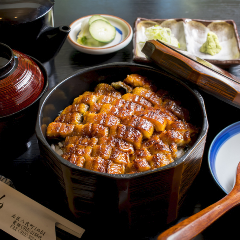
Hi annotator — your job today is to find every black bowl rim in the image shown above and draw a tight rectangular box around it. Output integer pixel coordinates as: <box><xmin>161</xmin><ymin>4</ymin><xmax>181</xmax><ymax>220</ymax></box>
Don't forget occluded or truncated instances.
<box><xmin>0</xmin><ymin>55</ymin><xmax>49</xmax><ymax>119</ymax></box>
<box><xmin>36</xmin><ymin>62</ymin><xmax>208</xmax><ymax>179</ymax></box>
<box><xmin>1</xmin><ymin>0</ymin><xmax>55</xmax><ymax>25</ymax></box>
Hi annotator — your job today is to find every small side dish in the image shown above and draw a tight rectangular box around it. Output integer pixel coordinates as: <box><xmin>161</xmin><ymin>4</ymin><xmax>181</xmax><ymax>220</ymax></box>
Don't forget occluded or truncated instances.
<box><xmin>68</xmin><ymin>14</ymin><xmax>133</xmax><ymax>55</ymax></box>
<box><xmin>133</xmin><ymin>18</ymin><xmax>240</xmax><ymax>66</ymax></box>
<box><xmin>46</xmin><ymin>74</ymin><xmax>199</xmax><ymax>174</ymax></box>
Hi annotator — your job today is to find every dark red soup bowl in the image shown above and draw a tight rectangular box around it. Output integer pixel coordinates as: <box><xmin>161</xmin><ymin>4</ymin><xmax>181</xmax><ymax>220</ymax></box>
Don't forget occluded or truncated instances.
<box><xmin>0</xmin><ymin>42</ymin><xmax>48</xmax><ymax>157</ymax></box>
<box><xmin>35</xmin><ymin>63</ymin><xmax>208</xmax><ymax>238</ymax></box>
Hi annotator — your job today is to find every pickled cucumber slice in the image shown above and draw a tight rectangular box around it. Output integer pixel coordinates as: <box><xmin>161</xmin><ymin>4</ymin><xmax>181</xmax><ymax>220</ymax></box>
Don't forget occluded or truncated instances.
<box><xmin>89</xmin><ymin>19</ymin><xmax>116</xmax><ymax>43</ymax></box>
<box><xmin>88</xmin><ymin>15</ymin><xmax>110</xmax><ymax>25</ymax></box>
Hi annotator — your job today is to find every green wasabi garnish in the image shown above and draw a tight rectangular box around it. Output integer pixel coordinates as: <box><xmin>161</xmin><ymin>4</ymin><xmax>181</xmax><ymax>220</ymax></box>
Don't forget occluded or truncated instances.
<box><xmin>200</xmin><ymin>31</ymin><xmax>222</xmax><ymax>56</ymax></box>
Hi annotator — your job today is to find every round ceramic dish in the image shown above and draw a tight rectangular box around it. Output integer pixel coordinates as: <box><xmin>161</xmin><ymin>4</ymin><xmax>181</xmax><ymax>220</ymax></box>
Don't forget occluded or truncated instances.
<box><xmin>67</xmin><ymin>14</ymin><xmax>133</xmax><ymax>55</ymax></box>
<box><xmin>208</xmin><ymin>121</ymin><xmax>240</xmax><ymax>194</ymax></box>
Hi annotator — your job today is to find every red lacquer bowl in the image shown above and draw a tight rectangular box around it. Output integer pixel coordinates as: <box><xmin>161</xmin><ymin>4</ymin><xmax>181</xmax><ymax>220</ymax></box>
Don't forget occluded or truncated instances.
<box><xmin>0</xmin><ymin>43</ymin><xmax>45</xmax><ymax>117</ymax></box>
<box><xmin>0</xmin><ymin>42</ymin><xmax>48</xmax><ymax>159</ymax></box>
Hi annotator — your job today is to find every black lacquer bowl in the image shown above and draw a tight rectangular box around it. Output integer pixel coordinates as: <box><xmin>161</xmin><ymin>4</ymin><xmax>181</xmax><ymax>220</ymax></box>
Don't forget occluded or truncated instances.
<box><xmin>36</xmin><ymin>63</ymin><xmax>208</xmax><ymax>236</ymax></box>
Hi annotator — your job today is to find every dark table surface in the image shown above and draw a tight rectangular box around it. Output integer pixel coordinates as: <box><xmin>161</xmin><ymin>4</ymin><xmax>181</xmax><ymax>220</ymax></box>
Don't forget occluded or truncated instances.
<box><xmin>2</xmin><ymin>0</ymin><xmax>240</xmax><ymax>239</ymax></box>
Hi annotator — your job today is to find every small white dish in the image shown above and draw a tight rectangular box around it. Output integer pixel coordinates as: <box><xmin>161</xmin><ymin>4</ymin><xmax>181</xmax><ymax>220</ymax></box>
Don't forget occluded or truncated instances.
<box><xmin>68</xmin><ymin>14</ymin><xmax>133</xmax><ymax>55</ymax></box>
<box><xmin>208</xmin><ymin>121</ymin><xmax>240</xmax><ymax>194</ymax></box>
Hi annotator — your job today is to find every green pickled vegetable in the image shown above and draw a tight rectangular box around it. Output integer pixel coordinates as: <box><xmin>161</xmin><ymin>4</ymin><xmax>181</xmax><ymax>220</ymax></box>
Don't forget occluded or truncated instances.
<box><xmin>145</xmin><ymin>25</ymin><xmax>180</xmax><ymax>48</ymax></box>
<box><xmin>89</xmin><ymin>15</ymin><xmax>110</xmax><ymax>25</ymax></box>
<box><xmin>89</xmin><ymin>19</ymin><xmax>116</xmax><ymax>43</ymax></box>
<box><xmin>77</xmin><ymin>18</ymin><xmax>106</xmax><ymax>47</ymax></box>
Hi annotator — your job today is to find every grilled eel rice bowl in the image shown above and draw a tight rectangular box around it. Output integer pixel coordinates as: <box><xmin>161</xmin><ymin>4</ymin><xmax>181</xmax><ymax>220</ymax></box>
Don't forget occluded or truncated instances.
<box><xmin>46</xmin><ymin>74</ymin><xmax>199</xmax><ymax>174</ymax></box>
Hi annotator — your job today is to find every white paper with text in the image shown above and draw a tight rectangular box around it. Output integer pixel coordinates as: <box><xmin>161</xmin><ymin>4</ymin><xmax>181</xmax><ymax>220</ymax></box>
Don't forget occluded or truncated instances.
<box><xmin>0</xmin><ymin>181</ymin><xmax>85</xmax><ymax>240</ymax></box>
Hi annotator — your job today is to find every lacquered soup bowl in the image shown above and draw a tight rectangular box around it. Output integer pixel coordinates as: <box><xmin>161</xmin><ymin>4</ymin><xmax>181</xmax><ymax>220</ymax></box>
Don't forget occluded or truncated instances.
<box><xmin>0</xmin><ymin>43</ymin><xmax>48</xmax><ymax>158</ymax></box>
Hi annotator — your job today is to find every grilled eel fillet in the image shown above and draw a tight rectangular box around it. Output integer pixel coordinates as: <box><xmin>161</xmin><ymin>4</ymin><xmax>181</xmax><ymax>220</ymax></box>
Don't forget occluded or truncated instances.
<box><xmin>47</xmin><ymin>74</ymin><xmax>198</xmax><ymax>174</ymax></box>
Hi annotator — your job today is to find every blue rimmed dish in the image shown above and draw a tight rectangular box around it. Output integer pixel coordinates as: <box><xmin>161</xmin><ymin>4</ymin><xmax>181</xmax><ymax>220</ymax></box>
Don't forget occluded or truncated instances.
<box><xmin>67</xmin><ymin>14</ymin><xmax>133</xmax><ymax>55</ymax></box>
<box><xmin>208</xmin><ymin>121</ymin><xmax>240</xmax><ymax>194</ymax></box>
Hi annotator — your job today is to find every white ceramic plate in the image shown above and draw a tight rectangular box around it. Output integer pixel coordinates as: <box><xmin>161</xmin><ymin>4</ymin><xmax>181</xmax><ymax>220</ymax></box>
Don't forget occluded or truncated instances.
<box><xmin>208</xmin><ymin>121</ymin><xmax>240</xmax><ymax>194</ymax></box>
<box><xmin>133</xmin><ymin>18</ymin><xmax>240</xmax><ymax>66</ymax></box>
<box><xmin>68</xmin><ymin>14</ymin><xmax>133</xmax><ymax>55</ymax></box>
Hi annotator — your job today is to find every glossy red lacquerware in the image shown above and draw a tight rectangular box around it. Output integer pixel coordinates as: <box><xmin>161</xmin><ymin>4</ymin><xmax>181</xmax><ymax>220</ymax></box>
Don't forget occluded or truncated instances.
<box><xmin>0</xmin><ymin>44</ymin><xmax>45</xmax><ymax>117</ymax></box>
<box><xmin>0</xmin><ymin>42</ymin><xmax>48</xmax><ymax>159</ymax></box>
